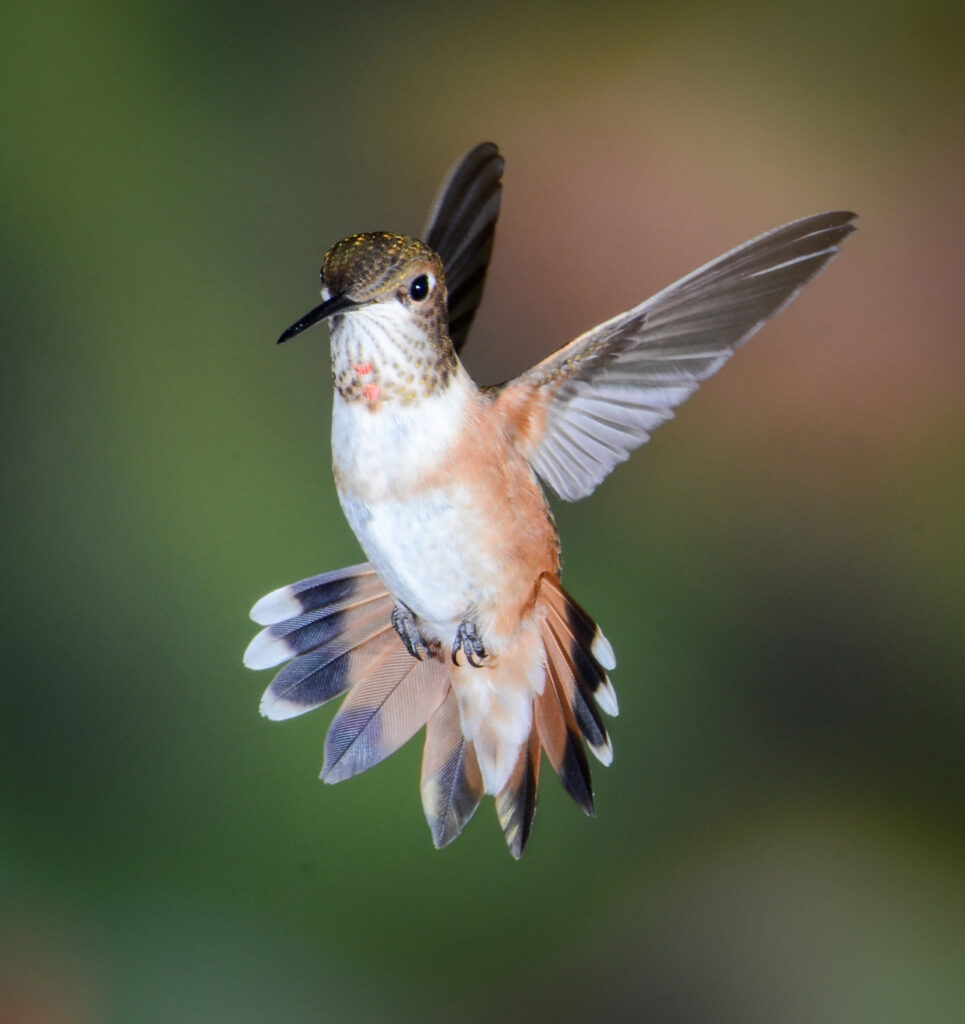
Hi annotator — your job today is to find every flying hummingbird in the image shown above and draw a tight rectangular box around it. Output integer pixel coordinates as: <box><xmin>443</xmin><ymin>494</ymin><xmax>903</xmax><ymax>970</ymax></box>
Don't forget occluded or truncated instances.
<box><xmin>245</xmin><ymin>143</ymin><xmax>855</xmax><ymax>857</ymax></box>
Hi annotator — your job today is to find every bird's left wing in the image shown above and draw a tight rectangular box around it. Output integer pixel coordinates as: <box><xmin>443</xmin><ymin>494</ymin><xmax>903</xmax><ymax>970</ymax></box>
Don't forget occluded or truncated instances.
<box><xmin>501</xmin><ymin>211</ymin><xmax>857</xmax><ymax>501</ymax></box>
<box><xmin>423</xmin><ymin>142</ymin><xmax>504</xmax><ymax>352</ymax></box>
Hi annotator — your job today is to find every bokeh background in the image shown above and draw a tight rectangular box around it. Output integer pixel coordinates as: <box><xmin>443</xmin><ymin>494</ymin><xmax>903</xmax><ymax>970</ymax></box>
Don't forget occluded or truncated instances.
<box><xmin>3</xmin><ymin>1</ymin><xmax>963</xmax><ymax>1021</ymax></box>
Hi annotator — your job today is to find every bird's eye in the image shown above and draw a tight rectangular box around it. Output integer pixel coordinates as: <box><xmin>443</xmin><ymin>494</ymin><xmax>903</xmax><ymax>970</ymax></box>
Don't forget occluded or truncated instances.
<box><xmin>409</xmin><ymin>274</ymin><xmax>430</xmax><ymax>301</ymax></box>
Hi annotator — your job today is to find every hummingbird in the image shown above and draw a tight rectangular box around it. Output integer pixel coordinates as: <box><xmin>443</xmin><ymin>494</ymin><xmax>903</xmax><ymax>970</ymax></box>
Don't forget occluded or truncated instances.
<box><xmin>245</xmin><ymin>142</ymin><xmax>856</xmax><ymax>857</ymax></box>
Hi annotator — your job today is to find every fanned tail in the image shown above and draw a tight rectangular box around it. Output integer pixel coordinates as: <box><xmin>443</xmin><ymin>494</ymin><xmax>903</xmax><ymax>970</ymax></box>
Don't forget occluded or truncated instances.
<box><xmin>244</xmin><ymin>566</ymin><xmax>619</xmax><ymax>856</ymax></box>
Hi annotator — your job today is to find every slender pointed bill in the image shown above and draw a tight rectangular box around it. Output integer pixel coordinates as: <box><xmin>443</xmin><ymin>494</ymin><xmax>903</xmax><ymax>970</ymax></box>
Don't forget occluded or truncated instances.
<box><xmin>277</xmin><ymin>292</ymin><xmax>357</xmax><ymax>344</ymax></box>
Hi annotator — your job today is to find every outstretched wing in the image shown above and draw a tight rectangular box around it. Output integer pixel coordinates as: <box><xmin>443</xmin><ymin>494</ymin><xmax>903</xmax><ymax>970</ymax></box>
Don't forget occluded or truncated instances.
<box><xmin>504</xmin><ymin>211</ymin><xmax>857</xmax><ymax>501</ymax></box>
<box><xmin>423</xmin><ymin>142</ymin><xmax>504</xmax><ymax>352</ymax></box>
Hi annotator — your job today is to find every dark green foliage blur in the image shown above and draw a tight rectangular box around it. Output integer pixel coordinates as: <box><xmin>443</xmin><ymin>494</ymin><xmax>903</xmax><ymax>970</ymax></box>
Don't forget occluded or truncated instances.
<box><xmin>2</xmin><ymin>1</ymin><xmax>963</xmax><ymax>1021</ymax></box>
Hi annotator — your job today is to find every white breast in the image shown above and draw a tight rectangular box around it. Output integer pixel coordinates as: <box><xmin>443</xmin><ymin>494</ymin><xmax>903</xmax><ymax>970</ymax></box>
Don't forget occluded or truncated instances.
<box><xmin>332</xmin><ymin>375</ymin><xmax>468</xmax><ymax>489</ymax></box>
<box><xmin>332</xmin><ymin>369</ymin><xmax>485</xmax><ymax>639</ymax></box>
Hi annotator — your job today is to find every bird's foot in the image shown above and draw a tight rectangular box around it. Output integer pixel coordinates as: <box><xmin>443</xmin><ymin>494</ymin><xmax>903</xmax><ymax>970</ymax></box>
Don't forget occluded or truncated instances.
<box><xmin>452</xmin><ymin>619</ymin><xmax>488</xmax><ymax>667</ymax></box>
<box><xmin>392</xmin><ymin>603</ymin><xmax>431</xmax><ymax>660</ymax></box>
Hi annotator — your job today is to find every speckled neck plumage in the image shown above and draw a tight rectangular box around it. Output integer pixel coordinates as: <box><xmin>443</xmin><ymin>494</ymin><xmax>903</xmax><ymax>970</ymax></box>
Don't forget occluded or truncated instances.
<box><xmin>329</xmin><ymin>302</ymin><xmax>456</xmax><ymax>404</ymax></box>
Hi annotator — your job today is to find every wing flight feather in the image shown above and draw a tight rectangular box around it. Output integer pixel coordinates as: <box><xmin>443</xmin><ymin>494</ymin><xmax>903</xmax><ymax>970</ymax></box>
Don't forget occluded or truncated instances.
<box><xmin>508</xmin><ymin>211</ymin><xmax>857</xmax><ymax>500</ymax></box>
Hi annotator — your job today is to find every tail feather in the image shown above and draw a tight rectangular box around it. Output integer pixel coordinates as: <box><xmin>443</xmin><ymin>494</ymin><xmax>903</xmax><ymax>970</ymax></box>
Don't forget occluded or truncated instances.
<box><xmin>249</xmin><ymin>562</ymin><xmax>384</xmax><ymax>625</ymax></box>
<box><xmin>421</xmin><ymin>689</ymin><xmax>484</xmax><ymax>848</ymax></box>
<box><xmin>258</xmin><ymin>616</ymin><xmax>399</xmax><ymax>721</ymax></box>
<box><xmin>541</xmin><ymin>575</ymin><xmax>619</xmax><ymax>715</ymax></box>
<box><xmin>571</xmin><ymin>672</ymin><xmax>614</xmax><ymax>766</ymax></box>
<box><xmin>495</xmin><ymin>727</ymin><xmax>541</xmax><ymax>859</ymax></box>
<box><xmin>245</xmin><ymin>590</ymin><xmax>392</xmax><ymax>670</ymax></box>
<box><xmin>323</xmin><ymin>645</ymin><xmax>449</xmax><ymax>783</ymax></box>
<box><xmin>542</xmin><ymin>614</ymin><xmax>613</xmax><ymax>765</ymax></box>
<box><xmin>250</xmin><ymin>563</ymin><xmax>399</xmax><ymax>721</ymax></box>
<box><xmin>540</xmin><ymin>575</ymin><xmax>617</xmax><ymax>671</ymax></box>
<box><xmin>534</xmin><ymin>652</ymin><xmax>595</xmax><ymax>816</ymax></box>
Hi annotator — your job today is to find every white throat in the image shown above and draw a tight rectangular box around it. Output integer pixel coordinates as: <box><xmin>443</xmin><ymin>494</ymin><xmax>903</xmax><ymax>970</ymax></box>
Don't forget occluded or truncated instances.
<box><xmin>331</xmin><ymin>303</ymin><xmax>426</xmax><ymax>382</ymax></box>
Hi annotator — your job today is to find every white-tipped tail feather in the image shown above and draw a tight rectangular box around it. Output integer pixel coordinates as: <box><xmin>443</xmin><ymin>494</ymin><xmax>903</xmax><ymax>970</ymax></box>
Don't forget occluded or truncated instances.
<box><xmin>249</xmin><ymin>584</ymin><xmax>304</xmax><ymax>626</ymax></box>
<box><xmin>243</xmin><ymin>628</ymin><xmax>298</xmax><ymax>670</ymax></box>
<box><xmin>587</xmin><ymin>733</ymin><xmax>614</xmax><ymax>767</ymax></box>
<box><xmin>591</xmin><ymin>630</ymin><xmax>617</xmax><ymax>673</ymax></box>
<box><xmin>595</xmin><ymin>676</ymin><xmax>620</xmax><ymax>717</ymax></box>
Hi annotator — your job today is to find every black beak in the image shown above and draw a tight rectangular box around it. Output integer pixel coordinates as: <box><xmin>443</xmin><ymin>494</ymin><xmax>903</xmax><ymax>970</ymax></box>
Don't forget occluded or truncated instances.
<box><xmin>277</xmin><ymin>292</ymin><xmax>358</xmax><ymax>344</ymax></box>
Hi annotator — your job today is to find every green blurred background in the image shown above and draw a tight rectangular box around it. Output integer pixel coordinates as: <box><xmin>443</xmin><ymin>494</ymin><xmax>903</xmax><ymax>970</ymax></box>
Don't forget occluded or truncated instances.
<box><xmin>3</xmin><ymin>0</ymin><xmax>963</xmax><ymax>1021</ymax></box>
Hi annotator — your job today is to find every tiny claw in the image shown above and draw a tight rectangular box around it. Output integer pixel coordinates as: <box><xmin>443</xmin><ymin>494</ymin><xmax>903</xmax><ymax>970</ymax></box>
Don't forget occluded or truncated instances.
<box><xmin>452</xmin><ymin>619</ymin><xmax>488</xmax><ymax>667</ymax></box>
<box><xmin>392</xmin><ymin>603</ymin><xmax>428</xmax><ymax>661</ymax></box>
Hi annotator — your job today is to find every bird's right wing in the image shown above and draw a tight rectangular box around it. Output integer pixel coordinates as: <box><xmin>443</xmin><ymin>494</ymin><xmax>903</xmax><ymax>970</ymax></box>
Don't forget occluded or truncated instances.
<box><xmin>500</xmin><ymin>211</ymin><xmax>857</xmax><ymax>501</ymax></box>
<box><xmin>423</xmin><ymin>142</ymin><xmax>504</xmax><ymax>352</ymax></box>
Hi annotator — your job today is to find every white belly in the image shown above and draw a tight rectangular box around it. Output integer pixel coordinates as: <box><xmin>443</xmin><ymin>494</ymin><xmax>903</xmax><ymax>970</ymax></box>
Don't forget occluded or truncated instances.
<box><xmin>338</xmin><ymin>487</ymin><xmax>479</xmax><ymax>633</ymax></box>
<box><xmin>332</xmin><ymin>376</ymin><xmax>485</xmax><ymax>640</ymax></box>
